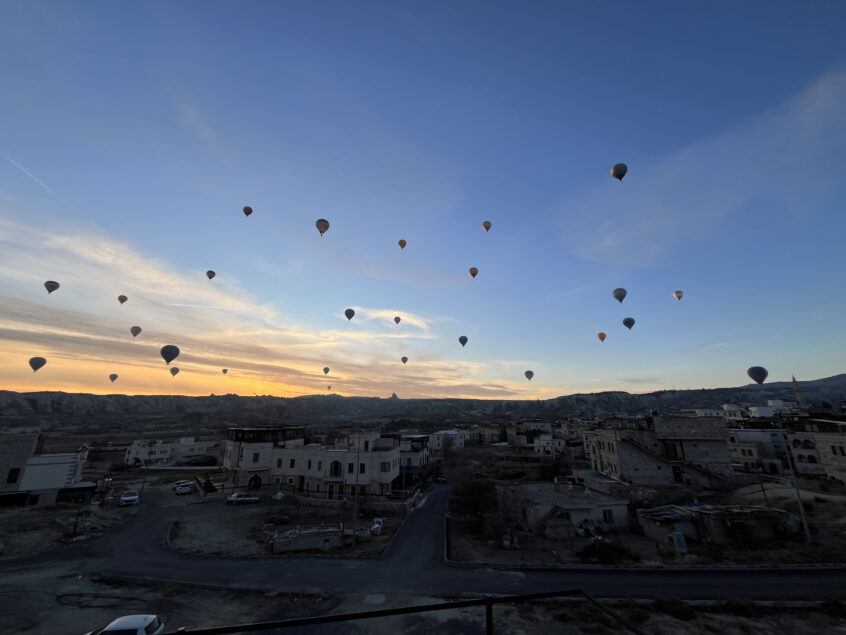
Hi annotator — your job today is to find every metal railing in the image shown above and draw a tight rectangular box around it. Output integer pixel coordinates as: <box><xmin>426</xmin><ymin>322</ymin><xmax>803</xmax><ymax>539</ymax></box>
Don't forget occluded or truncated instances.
<box><xmin>163</xmin><ymin>588</ymin><xmax>644</xmax><ymax>635</ymax></box>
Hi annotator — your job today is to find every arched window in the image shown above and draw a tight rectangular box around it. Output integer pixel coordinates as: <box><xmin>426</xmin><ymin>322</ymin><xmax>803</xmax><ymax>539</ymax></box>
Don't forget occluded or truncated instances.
<box><xmin>802</xmin><ymin>439</ymin><xmax>815</xmax><ymax>449</ymax></box>
<box><xmin>808</xmin><ymin>456</ymin><xmax>818</xmax><ymax>464</ymax></box>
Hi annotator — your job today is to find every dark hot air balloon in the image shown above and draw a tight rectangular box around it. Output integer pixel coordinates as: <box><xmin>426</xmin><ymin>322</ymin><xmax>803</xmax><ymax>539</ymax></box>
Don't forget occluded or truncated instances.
<box><xmin>469</xmin><ymin>267</ymin><xmax>478</xmax><ymax>279</ymax></box>
<box><xmin>747</xmin><ymin>366</ymin><xmax>768</xmax><ymax>384</ymax></box>
<box><xmin>673</xmin><ymin>290</ymin><xmax>684</xmax><ymax>300</ymax></box>
<box><xmin>222</xmin><ymin>369</ymin><xmax>228</xmax><ymax>374</ymax></box>
<box><xmin>323</xmin><ymin>367</ymin><xmax>330</xmax><ymax>375</ymax></box>
<box><xmin>623</xmin><ymin>317</ymin><xmax>635</xmax><ymax>330</ymax></box>
<box><xmin>327</xmin><ymin>385</ymin><xmax>331</xmax><ymax>390</ymax></box>
<box><xmin>206</xmin><ymin>270</ymin><xmax>216</xmax><ymax>280</ymax></box>
<box><xmin>109</xmin><ymin>374</ymin><xmax>118</xmax><ymax>383</ymax></box>
<box><xmin>598</xmin><ymin>332</ymin><xmax>606</xmax><ymax>342</ymax></box>
<box><xmin>243</xmin><ymin>206</ymin><xmax>253</xmax><ymax>217</ymax></box>
<box><xmin>118</xmin><ymin>295</ymin><xmax>128</xmax><ymax>304</ymax></box>
<box><xmin>458</xmin><ymin>335</ymin><xmax>468</xmax><ymax>347</ymax></box>
<box><xmin>44</xmin><ymin>281</ymin><xmax>60</xmax><ymax>294</ymax></box>
<box><xmin>401</xmin><ymin>356</ymin><xmax>408</xmax><ymax>364</ymax></box>
<box><xmin>398</xmin><ymin>239</ymin><xmax>406</xmax><ymax>249</ymax></box>
<box><xmin>316</xmin><ymin>219</ymin><xmax>330</xmax><ymax>236</ymax></box>
<box><xmin>613</xmin><ymin>288</ymin><xmax>627</xmax><ymax>303</ymax></box>
<box><xmin>611</xmin><ymin>163</ymin><xmax>628</xmax><ymax>181</ymax></box>
<box><xmin>160</xmin><ymin>345</ymin><xmax>180</xmax><ymax>364</ymax></box>
<box><xmin>345</xmin><ymin>308</ymin><xmax>355</xmax><ymax>321</ymax></box>
<box><xmin>130</xmin><ymin>326</ymin><xmax>142</xmax><ymax>338</ymax></box>
<box><xmin>29</xmin><ymin>357</ymin><xmax>46</xmax><ymax>372</ymax></box>
<box><xmin>482</xmin><ymin>221</ymin><xmax>492</xmax><ymax>232</ymax></box>
<box><xmin>525</xmin><ymin>370</ymin><xmax>534</xmax><ymax>381</ymax></box>
<box><xmin>170</xmin><ymin>367</ymin><xmax>180</xmax><ymax>377</ymax></box>
<box><xmin>394</xmin><ymin>316</ymin><xmax>401</xmax><ymax>325</ymax></box>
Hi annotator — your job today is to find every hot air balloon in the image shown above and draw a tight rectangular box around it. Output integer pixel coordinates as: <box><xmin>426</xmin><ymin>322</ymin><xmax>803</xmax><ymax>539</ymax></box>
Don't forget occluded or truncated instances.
<box><xmin>29</xmin><ymin>357</ymin><xmax>46</xmax><ymax>372</ymax></box>
<box><xmin>222</xmin><ymin>369</ymin><xmax>228</xmax><ymax>375</ymax></box>
<box><xmin>747</xmin><ymin>366</ymin><xmax>768</xmax><ymax>384</ymax></box>
<box><xmin>44</xmin><ymin>281</ymin><xmax>60</xmax><ymax>294</ymax></box>
<box><xmin>206</xmin><ymin>270</ymin><xmax>216</xmax><ymax>280</ymax></box>
<box><xmin>482</xmin><ymin>221</ymin><xmax>492</xmax><ymax>232</ymax></box>
<box><xmin>673</xmin><ymin>290</ymin><xmax>684</xmax><ymax>301</ymax></box>
<box><xmin>623</xmin><ymin>317</ymin><xmax>635</xmax><ymax>330</ymax></box>
<box><xmin>401</xmin><ymin>356</ymin><xmax>408</xmax><ymax>364</ymax></box>
<box><xmin>611</xmin><ymin>163</ymin><xmax>628</xmax><ymax>181</ymax></box>
<box><xmin>130</xmin><ymin>326</ymin><xmax>142</xmax><ymax>338</ymax></box>
<box><xmin>170</xmin><ymin>367</ymin><xmax>180</xmax><ymax>377</ymax></box>
<box><xmin>613</xmin><ymin>288</ymin><xmax>627</xmax><ymax>303</ymax></box>
<box><xmin>118</xmin><ymin>295</ymin><xmax>128</xmax><ymax>304</ymax></box>
<box><xmin>398</xmin><ymin>239</ymin><xmax>407</xmax><ymax>250</ymax></box>
<box><xmin>458</xmin><ymin>335</ymin><xmax>468</xmax><ymax>347</ymax></box>
<box><xmin>323</xmin><ymin>367</ymin><xmax>330</xmax><ymax>375</ymax></box>
<box><xmin>525</xmin><ymin>370</ymin><xmax>534</xmax><ymax>381</ymax></box>
<box><xmin>469</xmin><ymin>267</ymin><xmax>478</xmax><ymax>279</ymax></box>
<box><xmin>243</xmin><ymin>206</ymin><xmax>253</xmax><ymax>217</ymax></box>
<box><xmin>598</xmin><ymin>332</ymin><xmax>606</xmax><ymax>342</ymax></box>
<box><xmin>394</xmin><ymin>316</ymin><xmax>401</xmax><ymax>325</ymax></box>
<box><xmin>345</xmin><ymin>308</ymin><xmax>355</xmax><ymax>321</ymax></box>
<box><xmin>316</xmin><ymin>219</ymin><xmax>330</xmax><ymax>236</ymax></box>
<box><xmin>160</xmin><ymin>345</ymin><xmax>180</xmax><ymax>364</ymax></box>
<box><xmin>109</xmin><ymin>374</ymin><xmax>118</xmax><ymax>383</ymax></box>
<box><xmin>327</xmin><ymin>385</ymin><xmax>331</xmax><ymax>390</ymax></box>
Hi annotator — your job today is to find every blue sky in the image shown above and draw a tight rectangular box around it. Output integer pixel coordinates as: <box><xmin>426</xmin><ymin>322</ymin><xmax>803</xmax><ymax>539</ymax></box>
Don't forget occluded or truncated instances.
<box><xmin>1</xmin><ymin>1</ymin><xmax>845</xmax><ymax>398</ymax></box>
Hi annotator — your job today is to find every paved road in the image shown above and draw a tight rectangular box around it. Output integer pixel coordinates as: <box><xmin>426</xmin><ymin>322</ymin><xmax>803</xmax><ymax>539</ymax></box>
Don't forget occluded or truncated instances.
<box><xmin>3</xmin><ymin>484</ymin><xmax>846</xmax><ymax>603</ymax></box>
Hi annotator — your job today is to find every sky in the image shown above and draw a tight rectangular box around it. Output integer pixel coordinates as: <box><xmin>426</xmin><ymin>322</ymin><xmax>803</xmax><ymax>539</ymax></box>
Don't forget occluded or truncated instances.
<box><xmin>1</xmin><ymin>1</ymin><xmax>845</xmax><ymax>399</ymax></box>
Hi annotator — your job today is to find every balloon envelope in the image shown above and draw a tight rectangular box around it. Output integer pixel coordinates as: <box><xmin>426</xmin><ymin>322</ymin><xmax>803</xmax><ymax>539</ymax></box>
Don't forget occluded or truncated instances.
<box><xmin>160</xmin><ymin>345</ymin><xmax>180</xmax><ymax>364</ymax></box>
<box><xmin>525</xmin><ymin>370</ymin><xmax>534</xmax><ymax>381</ymax></box>
<box><xmin>611</xmin><ymin>163</ymin><xmax>628</xmax><ymax>181</ymax></box>
<box><xmin>394</xmin><ymin>316</ymin><xmax>401</xmax><ymax>324</ymax></box>
<box><xmin>222</xmin><ymin>369</ymin><xmax>228</xmax><ymax>375</ymax></box>
<box><xmin>170</xmin><ymin>367</ymin><xmax>179</xmax><ymax>377</ymax></box>
<box><xmin>206</xmin><ymin>270</ymin><xmax>215</xmax><ymax>280</ymax></box>
<box><xmin>109</xmin><ymin>374</ymin><xmax>118</xmax><ymax>383</ymax></box>
<box><xmin>398</xmin><ymin>239</ymin><xmax>406</xmax><ymax>249</ymax></box>
<box><xmin>323</xmin><ymin>367</ymin><xmax>330</xmax><ymax>375</ymax></box>
<box><xmin>44</xmin><ymin>281</ymin><xmax>60</xmax><ymax>294</ymax></box>
<box><xmin>29</xmin><ymin>357</ymin><xmax>46</xmax><ymax>372</ymax></box>
<box><xmin>316</xmin><ymin>219</ymin><xmax>330</xmax><ymax>235</ymax></box>
<box><xmin>747</xmin><ymin>366</ymin><xmax>768</xmax><ymax>384</ymax></box>
<box><xmin>613</xmin><ymin>288</ymin><xmax>627</xmax><ymax>303</ymax></box>
<box><xmin>118</xmin><ymin>295</ymin><xmax>128</xmax><ymax>304</ymax></box>
<box><xmin>469</xmin><ymin>267</ymin><xmax>478</xmax><ymax>279</ymax></box>
<box><xmin>673</xmin><ymin>290</ymin><xmax>684</xmax><ymax>300</ymax></box>
<box><xmin>482</xmin><ymin>221</ymin><xmax>492</xmax><ymax>232</ymax></box>
<box><xmin>130</xmin><ymin>326</ymin><xmax>142</xmax><ymax>338</ymax></box>
<box><xmin>598</xmin><ymin>332</ymin><xmax>606</xmax><ymax>342</ymax></box>
<box><xmin>345</xmin><ymin>308</ymin><xmax>355</xmax><ymax>321</ymax></box>
<box><xmin>458</xmin><ymin>335</ymin><xmax>468</xmax><ymax>347</ymax></box>
<box><xmin>327</xmin><ymin>385</ymin><xmax>331</xmax><ymax>390</ymax></box>
<box><xmin>401</xmin><ymin>356</ymin><xmax>408</xmax><ymax>364</ymax></box>
<box><xmin>623</xmin><ymin>317</ymin><xmax>635</xmax><ymax>330</ymax></box>
<box><xmin>243</xmin><ymin>206</ymin><xmax>253</xmax><ymax>217</ymax></box>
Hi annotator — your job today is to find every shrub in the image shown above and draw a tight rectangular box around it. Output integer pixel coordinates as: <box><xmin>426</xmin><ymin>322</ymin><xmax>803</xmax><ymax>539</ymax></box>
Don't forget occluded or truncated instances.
<box><xmin>820</xmin><ymin>600</ymin><xmax>846</xmax><ymax>618</ymax></box>
<box><xmin>578</xmin><ymin>541</ymin><xmax>641</xmax><ymax>565</ymax></box>
<box><xmin>721</xmin><ymin>597</ymin><xmax>759</xmax><ymax>618</ymax></box>
<box><xmin>653</xmin><ymin>596</ymin><xmax>695</xmax><ymax>621</ymax></box>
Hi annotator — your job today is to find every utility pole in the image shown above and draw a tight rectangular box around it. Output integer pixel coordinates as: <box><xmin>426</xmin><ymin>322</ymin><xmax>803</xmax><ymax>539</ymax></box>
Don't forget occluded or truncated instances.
<box><xmin>786</xmin><ymin>447</ymin><xmax>812</xmax><ymax>544</ymax></box>
<box><xmin>352</xmin><ymin>430</ymin><xmax>361</xmax><ymax>548</ymax></box>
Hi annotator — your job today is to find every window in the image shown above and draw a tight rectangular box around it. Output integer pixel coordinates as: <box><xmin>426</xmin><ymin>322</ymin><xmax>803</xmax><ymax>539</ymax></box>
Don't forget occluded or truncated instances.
<box><xmin>290</xmin><ymin>459</ymin><xmax>296</xmax><ymax>468</ymax></box>
<box><xmin>381</xmin><ymin>462</ymin><xmax>390</xmax><ymax>472</ymax></box>
<box><xmin>318</xmin><ymin>461</ymin><xmax>322</xmax><ymax>471</ymax></box>
<box><xmin>316</xmin><ymin>484</ymin><xmax>320</xmax><ymax>493</ymax></box>
<box><xmin>287</xmin><ymin>478</ymin><xmax>294</xmax><ymax>484</ymax></box>
<box><xmin>360</xmin><ymin>463</ymin><xmax>366</xmax><ymax>474</ymax></box>
<box><xmin>364</xmin><ymin>440</ymin><xmax>369</xmax><ymax>452</ymax></box>
<box><xmin>308</xmin><ymin>460</ymin><xmax>312</xmax><ymax>469</ymax></box>
<box><xmin>252</xmin><ymin>452</ymin><xmax>259</xmax><ymax>463</ymax></box>
<box><xmin>348</xmin><ymin>462</ymin><xmax>354</xmax><ymax>473</ymax></box>
<box><xmin>276</xmin><ymin>458</ymin><xmax>282</xmax><ymax>468</ymax></box>
<box><xmin>6</xmin><ymin>468</ymin><xmax>20</xmax><ymax>484</ymax></box>
<box><xmin>602</xmin><ymin>509</ymin><xmax>614</xmax><ymax>523</ymax></box>
<box><xmin>146</xmin><ymin>618</ymin><xmax>162</xmax><ymax>634</ymax></box>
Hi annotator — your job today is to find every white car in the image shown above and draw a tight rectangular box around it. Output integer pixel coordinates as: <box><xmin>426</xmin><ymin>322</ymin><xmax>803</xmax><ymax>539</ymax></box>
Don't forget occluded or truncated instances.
<box><xmin>171</xmin><ymin>480</ymin><xmax>194</xmax><ymax>495</ymax></box>
<box><xmin>226</xmin><ymin>492</ymin><xmax>261</xmax><ymax>505</ymax></box>
<box><xmin>85</xmin><ymin>614</ymin><xmax>165</xmax><ymax>635</ymax></box>
<box><xmin>119</xmin><ymin>490</ymin><xmax>139</xmax><ymax>506</ymax></box>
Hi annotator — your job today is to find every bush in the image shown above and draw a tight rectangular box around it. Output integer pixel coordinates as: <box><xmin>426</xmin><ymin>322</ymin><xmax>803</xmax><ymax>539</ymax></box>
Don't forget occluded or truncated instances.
<box><xmin>721</xmin><ymin>597</ymin><xmax>759</xmax><ymax>618</ymax></box>
<box><xmin>578</xmin><ymin>541</ymin><xmax>641</xmax><ymax>565</ymax></box>
<box><xmin>652</xmin><ymin>596</ymin><xmax>695</xmax><ymax>621</ymax></box>
<box><xmin>820</xmin><ymin>600</ymin><xmax>846</xmax><ymax>618</ymax></box>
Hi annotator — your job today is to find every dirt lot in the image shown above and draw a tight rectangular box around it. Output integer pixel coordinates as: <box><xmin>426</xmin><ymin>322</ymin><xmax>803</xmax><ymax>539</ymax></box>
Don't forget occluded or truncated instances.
<box><xmin>169</xmin><ymin>496</ymin><xmax>401</xmax><ymax>557</ymax></box>
<box><xmin>0</xmin><ymin>502</ymin><xmax>128</xmax><ymax>559</ymax></box>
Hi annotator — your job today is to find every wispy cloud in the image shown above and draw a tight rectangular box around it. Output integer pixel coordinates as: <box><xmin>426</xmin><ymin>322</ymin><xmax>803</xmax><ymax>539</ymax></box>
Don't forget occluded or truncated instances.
<box><xmin>557</xmin><ymin>70</ymin><xmax>846</xmax><ymax>265</ymax></box>
<box><xmin>699</xmin><ymin>342</ymin><xmax>727</xmax><ymax>352</ymax></box>
<box><xmin>1</xmin><ymin>152</ymin><xmax>58</xmax><ymax>197</ymax></box>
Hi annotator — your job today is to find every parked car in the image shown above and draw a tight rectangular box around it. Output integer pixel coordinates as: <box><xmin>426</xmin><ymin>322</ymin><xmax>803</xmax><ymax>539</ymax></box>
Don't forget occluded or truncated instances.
<box><xmin>119</xmin><ymin>490</ymin><xmax>139</xmax><ymax>506</ymax></box>
<box><xmin>171</xmin><ymin>480</ymin><xmax>194</xmax><ymax>495</ymax></box>
<box><xmin>435</xmin><ymin>475</ymin><xmax>447</xmax><ymax>484</ymax></box>
<box><xmin>84</xmin><ymin>613</ymin><xmax>164</xmax><ymax>635</ymax></box>
<box><xmin>226</xmin><ymin>492</ymin><xmax>260</xmax><ymax>505</ymax></box>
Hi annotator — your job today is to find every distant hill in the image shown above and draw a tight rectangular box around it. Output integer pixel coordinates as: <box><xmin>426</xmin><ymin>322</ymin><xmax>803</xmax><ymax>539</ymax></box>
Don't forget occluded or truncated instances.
<box><xmin>1</xmin><ymin>374</ymin><xmax>843</xmax><ymax>430</ymax></box>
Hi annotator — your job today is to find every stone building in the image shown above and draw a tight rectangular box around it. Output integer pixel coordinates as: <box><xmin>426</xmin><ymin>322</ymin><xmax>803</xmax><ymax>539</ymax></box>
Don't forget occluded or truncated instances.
<box><xmin>124</xmin><ymin>436</ymin><xmax>221</xmax><ymax>466</ymax></box>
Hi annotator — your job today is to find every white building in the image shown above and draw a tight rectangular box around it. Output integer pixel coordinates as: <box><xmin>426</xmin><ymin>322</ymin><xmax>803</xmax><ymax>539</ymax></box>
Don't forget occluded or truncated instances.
<box><xmin>124</xmin><ymin>437</ymin><xmax>221</xmax><ymax>466</ymax></box>
<box><xmin>1</xmin><ymin>433</ymin><xmax>91</xmax><ymax>506</ymax></box>
<box><xmin>431</xmin><ymin>429</ymin><xmax>472</xmax><ymax>452</ymax></box>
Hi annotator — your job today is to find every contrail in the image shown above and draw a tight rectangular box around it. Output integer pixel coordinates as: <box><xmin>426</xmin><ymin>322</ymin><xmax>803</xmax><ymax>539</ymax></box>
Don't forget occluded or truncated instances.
<box><xmin>1</xmin><ymin>152</ymin><xmax>58</xmax><ymax>197</ymax></box>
